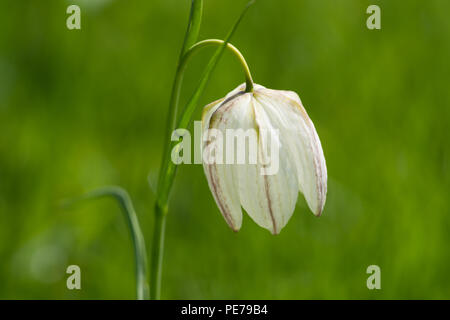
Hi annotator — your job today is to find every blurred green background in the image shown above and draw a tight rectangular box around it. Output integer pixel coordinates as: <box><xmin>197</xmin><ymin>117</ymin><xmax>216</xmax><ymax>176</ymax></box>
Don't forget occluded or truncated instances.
<box><xmin>0</xmin><ymin>0</ymin><xmax>449</xmax><ymax>299</ymax></box>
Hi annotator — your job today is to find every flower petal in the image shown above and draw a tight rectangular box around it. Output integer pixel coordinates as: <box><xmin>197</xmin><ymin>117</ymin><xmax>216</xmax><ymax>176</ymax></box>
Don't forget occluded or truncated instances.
<box><xmin>201</xmin><ymin>94</ymin><xmax>253</xmax><ymax>231</ymax></box>
<box><xmin>235</xmin><ymin>97</ymin><xmax>299</xmax><ymax>234</ymax></box>
<box><xmin>202</xmin><ymin>98</ymin><xmax>224</xmax><ymax>133</ymax></box>
<box><xmin>203</xmin><ymin>161</ymin><xmax>243</xmax><ymax>231</ymax></box>
<box><xmin>255</xmin><ymin>88</ymin><xmax>327</xmax><ymax>216</ymax></box>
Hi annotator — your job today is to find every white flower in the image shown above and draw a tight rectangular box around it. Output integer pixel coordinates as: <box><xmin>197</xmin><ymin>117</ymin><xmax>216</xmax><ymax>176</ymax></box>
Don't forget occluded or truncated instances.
<box><xmin>202</xmin><ymin>83</ymin><xmax>327</xmax><ymax>234</ymax></box>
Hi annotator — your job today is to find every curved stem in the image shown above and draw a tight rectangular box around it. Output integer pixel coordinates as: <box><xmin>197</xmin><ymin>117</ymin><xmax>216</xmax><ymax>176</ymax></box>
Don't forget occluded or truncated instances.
<box><xmin>156</xmin><ymin>39</ymin><xmax>254</xmax><ymax>210</ymax></box>
<box><xmin>157</xmin><ymin>39</ymin><xmax>254</xmax><ymax>204</ymax></box>
<box><xmin>183</xmin><ymin>39</ymin><xmax>254</xmax><ymax>93</ymax></box>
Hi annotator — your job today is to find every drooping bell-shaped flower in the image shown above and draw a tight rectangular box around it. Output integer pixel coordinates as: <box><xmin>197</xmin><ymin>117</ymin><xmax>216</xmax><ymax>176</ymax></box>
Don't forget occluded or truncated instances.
<box><xmin>202</xmin><ymin>83</ymin><xmax>327</xmax><ymax>234</ymax></box>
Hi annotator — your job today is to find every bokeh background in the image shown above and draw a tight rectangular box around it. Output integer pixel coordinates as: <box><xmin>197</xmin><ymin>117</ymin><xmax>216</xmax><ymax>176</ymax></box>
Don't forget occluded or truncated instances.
<box><xmin>0</xmin><ymin>0</ymin><xmax>449</xmax><ymax>299</ymax></box>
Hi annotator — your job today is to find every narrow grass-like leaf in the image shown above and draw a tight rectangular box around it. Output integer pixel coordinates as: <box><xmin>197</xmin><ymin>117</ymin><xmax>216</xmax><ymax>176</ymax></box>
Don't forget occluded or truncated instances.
<box><xmin>180</xmin><ymin>0</ymin><xmax>203</xmax><ymax>58</ymax></box>
<box><xmin>62</xmin><ymin>186</ymin><xmax>149</xmax><ymax>300</ymax></box>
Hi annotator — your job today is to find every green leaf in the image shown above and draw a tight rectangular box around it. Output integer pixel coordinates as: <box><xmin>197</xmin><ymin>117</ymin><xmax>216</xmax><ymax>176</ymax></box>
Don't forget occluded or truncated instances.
<box><xmin>180</xmin><ymin>0</ymin><xmax>203</xmax><ymax>58</ymax></box>
<box><xmin>63</xmin><ymin>186</ymin><xmax>149</xmax><ymax>300</ymax></box>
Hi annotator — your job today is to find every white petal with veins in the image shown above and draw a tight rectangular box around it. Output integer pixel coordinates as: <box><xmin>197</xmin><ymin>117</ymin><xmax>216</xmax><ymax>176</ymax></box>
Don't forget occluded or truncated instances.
<box><xmin>201</xmin><ymin>83</ymin><xmax>327</xmax><ymax>234</ymax></box>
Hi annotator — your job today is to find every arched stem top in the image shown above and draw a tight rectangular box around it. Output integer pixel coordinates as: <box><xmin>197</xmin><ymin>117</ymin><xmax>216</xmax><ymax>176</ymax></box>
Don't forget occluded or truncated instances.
<box><xmin>182</xmin><ymin>39</ymin><xmax>254</xmax><ymax>93</ymax></box>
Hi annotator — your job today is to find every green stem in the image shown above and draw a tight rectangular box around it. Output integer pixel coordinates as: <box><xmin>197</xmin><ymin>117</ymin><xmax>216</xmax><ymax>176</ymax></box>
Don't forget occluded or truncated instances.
<box><xmin>156</xmin><ymin>0</ymin><xmax>203</xmax><ymax>210</ymax></box>
<box><xmin>150</xmin><ymin>204</ymin><xmax>167</xmax><ymax>300</ymax></box>
<box><xmin>183</xmin><ymin>40</ymin><xmax>254</xmax><ymax>93</ymax></box>
<box><xmin>152</xmin><ymin>1</ymin><xmax>255</xmax><ymax>300</ymax></box>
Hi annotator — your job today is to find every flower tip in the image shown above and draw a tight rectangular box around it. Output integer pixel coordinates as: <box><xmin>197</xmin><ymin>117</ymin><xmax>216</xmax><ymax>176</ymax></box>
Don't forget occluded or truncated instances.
<box><xmin>230</xmin><ymin>225</ymin><xmax>241</xmax><ymax>233</ymax></box>
<box><xmin>266</xmin><ymin>223</ymin><xmax>281</xmax><ymax>235</ymax></box>
<box><xmin>271</xmin><ymin>229</ymin><xmax>280</xmax><ymax>236</ymax></box>
<box><xmin>313</xmin><ymin>203</ymin><xmax>325</xmax><ymax>217</ymax></box>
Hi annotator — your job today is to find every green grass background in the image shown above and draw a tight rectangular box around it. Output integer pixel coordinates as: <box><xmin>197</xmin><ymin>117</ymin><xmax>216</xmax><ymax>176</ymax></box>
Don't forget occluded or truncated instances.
<box><xmin>0</xmin><ymin>0</ymin><xmax>449</xmax><ymax>299</ymax></box>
